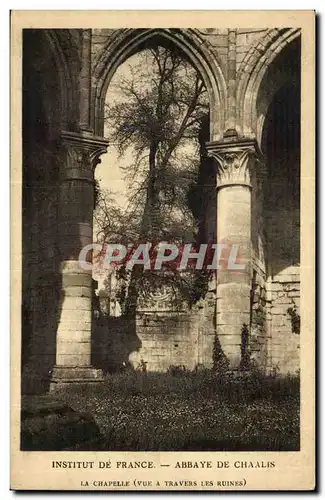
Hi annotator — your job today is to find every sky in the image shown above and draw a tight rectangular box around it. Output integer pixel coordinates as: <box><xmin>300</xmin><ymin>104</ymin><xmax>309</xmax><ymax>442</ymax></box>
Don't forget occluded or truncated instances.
<box><xmin>94</xmin><ymin>56</ymin><xmax>139</xmax><ymax>208</ymax></box>
<box><xmin>93</xmin><ymin>47</ymin><xmax>205</xmax><ymax>252</ymax></box>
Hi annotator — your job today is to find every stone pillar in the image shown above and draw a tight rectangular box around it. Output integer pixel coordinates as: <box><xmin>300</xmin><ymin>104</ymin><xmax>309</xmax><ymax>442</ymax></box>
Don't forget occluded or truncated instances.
<box><xmin>206</xmin><ymin>138</ymin><xmax>260</xmax><ymax>369</ymax></box>
<box><xmin>50</xmin><ymin>131</ymin><xmax>108</xmax><ymax>390</ymax></box>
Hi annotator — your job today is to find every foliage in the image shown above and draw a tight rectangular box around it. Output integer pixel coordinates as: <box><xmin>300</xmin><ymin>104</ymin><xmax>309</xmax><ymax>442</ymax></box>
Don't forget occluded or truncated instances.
<box><xmin>56</xmin><ymin>370</ymin><xmax>300</xmax><ymax>451</ymax></box>
<box><xmin>240</xmin><ymin>323</ymin><xmax>251</xmax><ymax>370</ymax></box>
<box><xmin>96</xmin><ymin>46</ymin><xmax>210</xmax><ymax>311</ymax></box>
<box><xmin>287</xmin><ymin>306</ymin><xmax>300</xmax><ymax>334</ymax></box>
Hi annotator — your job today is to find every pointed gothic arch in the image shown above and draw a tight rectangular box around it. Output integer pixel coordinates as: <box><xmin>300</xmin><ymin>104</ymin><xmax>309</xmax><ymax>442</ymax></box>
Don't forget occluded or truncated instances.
<box><xmin>92</xmin><ymin>28</ymin><xmax>227</xmax><ymax>141</ymax></box>
<box><xmin>43</xmin><ymin>29</ymin><xmax>75</xmax><ymax>129</ymax></box>
<box><xmin>236</xmin><ymin>27</ymin><xmax>301</xmax><ymax>144</ymax></box>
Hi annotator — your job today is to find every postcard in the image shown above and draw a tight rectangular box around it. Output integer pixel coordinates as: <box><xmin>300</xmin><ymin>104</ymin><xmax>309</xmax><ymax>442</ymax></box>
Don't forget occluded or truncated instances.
<box><xmin>11</xmin><ymin>10</ymin><xmax>315</xmax><ymax>491</ymax></box>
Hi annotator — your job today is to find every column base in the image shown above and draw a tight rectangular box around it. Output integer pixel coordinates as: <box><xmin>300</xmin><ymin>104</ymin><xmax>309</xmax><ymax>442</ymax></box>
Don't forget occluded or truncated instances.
<box><xmin>50</xmin><ymin>365</ymin><xmax>104</xmax><ymax>392</ymax></box>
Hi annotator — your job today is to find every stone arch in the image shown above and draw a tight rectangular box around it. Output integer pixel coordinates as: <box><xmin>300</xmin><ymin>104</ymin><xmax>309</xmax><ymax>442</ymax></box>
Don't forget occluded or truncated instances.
<box><xmin>92</xmin><ymin>28</ymin><xmax>227</xmax><ymax>141</ymax></box>
<box><xmin>261</xmin><ymin>55</ymin><xmax>301</xmax><ymax>274</ymax></box>
<box><xmin>236</xmin><ymin>28</ymin><xmax>301</xmax><ymax>144</ymax></box>
<box><xmin>43</xmin><ymin>29</ymin><xmax>75</xmax><ymax>130</ymax></box>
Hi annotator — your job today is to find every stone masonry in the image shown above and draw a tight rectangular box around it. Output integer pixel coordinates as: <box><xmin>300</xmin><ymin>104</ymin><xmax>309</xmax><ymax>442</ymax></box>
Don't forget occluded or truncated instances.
<box><xmin>22</xmin><ymin>27</ymin><xmax>301</xmax><ymax>392</ymax></box>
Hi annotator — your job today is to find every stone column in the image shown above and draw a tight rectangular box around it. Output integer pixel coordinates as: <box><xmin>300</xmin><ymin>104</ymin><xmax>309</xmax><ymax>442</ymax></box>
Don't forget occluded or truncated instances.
<box><xmin>50</xmin><ymin>131</ymin><xmax>108</xmax><ymax>390</ymax></box>
<box><xmin>206</xmin><ymin>138</ymin><xmax>260</xmax><ymax>369</ymax></box>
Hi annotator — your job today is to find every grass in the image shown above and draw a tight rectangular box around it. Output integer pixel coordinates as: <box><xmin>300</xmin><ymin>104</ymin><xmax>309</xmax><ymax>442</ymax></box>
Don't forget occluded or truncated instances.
<box><xmin>55</xmin><ymin>369</ymin><xmax>300</xmax><ymax>451</ymax></box>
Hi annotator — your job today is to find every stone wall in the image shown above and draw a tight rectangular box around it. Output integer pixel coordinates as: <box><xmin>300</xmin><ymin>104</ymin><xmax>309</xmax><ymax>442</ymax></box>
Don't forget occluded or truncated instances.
<box><xmin>266</xmin><ymin>267</ymin><xmax>300</xmax><ymax>374</ymax></box>
<box><xmin>250</xmin><ymin>273</ymin><xmax>268</xmax><ymax>370</ymax></box>
<box><xmin>93</xmin><ymin>292</ymin><xmax>216</xmax><ymax>373</ymax></box>
<box><xmin>131</xmin><ymin>309</ymin><xmax>215</xmax><ymax>372</ymax></box>
<box><xmin>90</xmin><ymin>28</ymin><xmax>270</xmax><ymax>78</ymax></box>
<box><xmin>236</xmin><ymin>29</ymin><xmax>269</xmax><ymax>73</ymax></box>
<box><xmin>21</xmin><ymin>28</ymin><xmax>302</xmax><ymax>389</ymax></box>
<box><xmin>250</xmin><ymin>159</ymin><xmax>268</xmax><ymax>369</ymax></box>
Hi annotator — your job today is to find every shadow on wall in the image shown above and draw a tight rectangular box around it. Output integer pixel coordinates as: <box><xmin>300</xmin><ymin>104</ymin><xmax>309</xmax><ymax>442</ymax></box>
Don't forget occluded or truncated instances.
<box><xmin>21</xmin><ymin>29</ymin><xmax>83</xmax><ymax>394</ymax></box>
<box><xmin>187</xmin><ymin>113</ymin><xmax>217</xmax><ymax>245</ymax></box>
<box><xmin>260</xmin><ymin>38</ymin><xmax>301</xmax><ymax>279</ymax></box>
<box><xmin>22</xmin><ymin>30</ymin><xmax>66</xmax><ymax>394</ymax></box>
<box><xmin>92</xmin><ymin>314</ymin><xmax>142</xmax><ymax>373</ymax></box>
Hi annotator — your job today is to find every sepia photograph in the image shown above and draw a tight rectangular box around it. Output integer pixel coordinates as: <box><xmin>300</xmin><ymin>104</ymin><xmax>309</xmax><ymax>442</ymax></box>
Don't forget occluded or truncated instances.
<box><xmin>11</xmin><ymin>10</ymin><xmax>315</xmax><ymax>491</ymax></box>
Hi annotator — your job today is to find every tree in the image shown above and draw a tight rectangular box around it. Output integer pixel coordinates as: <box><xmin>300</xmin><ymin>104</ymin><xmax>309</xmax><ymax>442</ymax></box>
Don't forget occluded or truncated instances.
<box><xmin>97</xmin><ymin>45</ymin><xmax>210</xmax><ymax>314</ymax></box>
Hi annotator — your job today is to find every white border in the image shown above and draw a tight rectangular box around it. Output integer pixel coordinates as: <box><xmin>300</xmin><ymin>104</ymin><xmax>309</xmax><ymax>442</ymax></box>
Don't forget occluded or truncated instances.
<box><xmin>3</xmin><ymin>2</ymin><xmax>322</xmax><ymax>498</ymax></box>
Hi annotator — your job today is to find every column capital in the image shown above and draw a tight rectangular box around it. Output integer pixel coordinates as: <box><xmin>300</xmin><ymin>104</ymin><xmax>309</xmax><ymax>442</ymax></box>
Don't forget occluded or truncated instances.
<box><xmin>206</xmin><ymin>138</ymin><xmax>263</xmax><ymax>189</ymax></box>
<box><xmin>61</xmin><ymin>131</ymin><xmax>109</xmax><ymax>181</ymax></box>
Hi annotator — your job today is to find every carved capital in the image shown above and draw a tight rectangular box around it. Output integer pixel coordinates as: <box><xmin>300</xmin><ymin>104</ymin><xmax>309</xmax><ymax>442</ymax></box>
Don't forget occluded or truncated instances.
<box><xmin>61</xmin><ymin>131</ymin><xmax>109</xmax><ymax>182</ymax></box>
<box><xmin>206</xmin><ymin>139</ymin><xmax>262</xmax><ymax>189</ymax></box>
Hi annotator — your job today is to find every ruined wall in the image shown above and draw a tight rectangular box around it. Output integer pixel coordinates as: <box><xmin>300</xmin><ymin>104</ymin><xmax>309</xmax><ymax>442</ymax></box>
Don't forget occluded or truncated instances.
<box><xmin>131</xmin><ymin>313</ymin><xmax>211</xmax><ymax>371</ymax></box>
<box><xmin>265</xmin><ymin>183</ymin><xmax>300</xmax><ymax>377</ymax></box>
<box><xmin>89</xmin><ymin>27</ymin><xmax>300</xmax><ymax>375</ymax></box>
<box><xmin>22</xmin><ymin>28</ymin><xmax>301</xmax><ymax>386</ymax></box>
<box><xmin>266</xmin><ymin>267</ymin><xmax>300</xmax><ymax>374</ymax></box>
<box><xmin>93</xmin><ymin>312</ymin><xmax>215</xmax><ymax>373</ymax></box>
<box><xmin>93</xmin><ymin>290</ymin><xmax>216</xmax><ymax>373</ymax></box>
<box><xmin>132</xmin><ymin>290</ymin><xmax>216</xmax><ymax>371</ymax></box>
<box><xmin>250</xmin><ymin>161</ymin><xmax>268</xmax><ymax>369</ymax></box>
<box><xmin>258</xmin><ymin>37</ymin><xmax>300</xmax><ymax>375</ymax></box>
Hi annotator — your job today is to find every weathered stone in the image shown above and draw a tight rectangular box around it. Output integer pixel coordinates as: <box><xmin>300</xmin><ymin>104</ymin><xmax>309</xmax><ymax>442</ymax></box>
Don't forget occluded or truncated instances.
<box><xmin>22</xmin><ymin>28</ymin><xmax>301</xmax><ymax>387</ymax></box>
<box><xmin>21</xmin><ymin>396</ymin><xmax>105</xmax><ymax>450</ymax></box>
